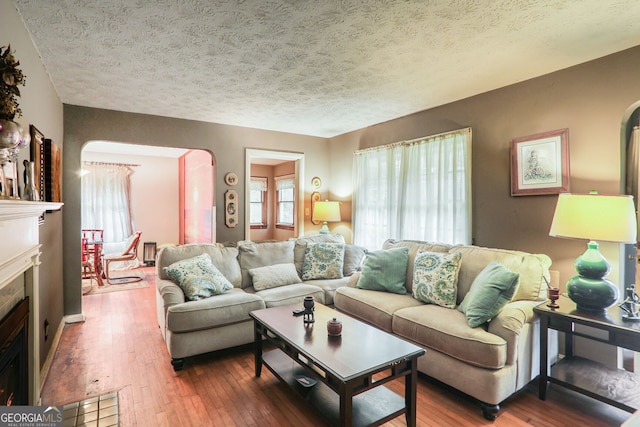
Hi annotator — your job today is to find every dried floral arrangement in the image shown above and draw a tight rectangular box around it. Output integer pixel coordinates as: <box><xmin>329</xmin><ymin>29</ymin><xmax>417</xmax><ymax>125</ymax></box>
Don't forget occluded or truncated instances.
<box><xmin>0</xmin><ymin>45</ymin><xmax>26</xmax><ymax>121</ymax></box>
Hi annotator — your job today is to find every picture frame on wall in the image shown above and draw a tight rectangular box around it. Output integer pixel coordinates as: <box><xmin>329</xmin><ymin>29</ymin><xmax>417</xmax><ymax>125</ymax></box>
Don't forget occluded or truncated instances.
<box><xmin>29</xmin><ymin>125</ymin><xmax>45</xmax><ymax>202</ymax></box>
<box><xmin>510</xmin><ymin>128</ymin><xmax>570</xmax><ymax>196</ymax></box>
<box><xmin>44</xmin><ymin>138</ymin><xmax>62</xmax><ymax>205</ymax></box>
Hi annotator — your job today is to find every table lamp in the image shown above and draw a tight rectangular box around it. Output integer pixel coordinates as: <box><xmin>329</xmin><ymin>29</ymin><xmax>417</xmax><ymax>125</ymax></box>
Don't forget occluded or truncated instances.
<box><xmin>312</xmin><ymin>201</ymin><xmax>341</xmax><ymax>234</ymax></box>
<box><xmin>549</xmin><ymin>192</ymin><xmax>637</xmax><ymax>313</ymax></box>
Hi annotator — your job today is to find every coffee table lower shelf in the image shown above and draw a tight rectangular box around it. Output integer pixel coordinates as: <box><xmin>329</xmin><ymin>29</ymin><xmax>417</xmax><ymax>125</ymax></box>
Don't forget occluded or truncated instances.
<box><xmin>262</xmin><ymin>349</ymin><xmax>406</xmax><ymax>427</ymax></box>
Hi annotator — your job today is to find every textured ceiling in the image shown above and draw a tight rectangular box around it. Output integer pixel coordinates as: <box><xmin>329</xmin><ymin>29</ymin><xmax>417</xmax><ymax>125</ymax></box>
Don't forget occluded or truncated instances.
<box><xmin>12</xmin><ymin>0</ymin><xmax>640</xmax><ymax>138</ymax></box>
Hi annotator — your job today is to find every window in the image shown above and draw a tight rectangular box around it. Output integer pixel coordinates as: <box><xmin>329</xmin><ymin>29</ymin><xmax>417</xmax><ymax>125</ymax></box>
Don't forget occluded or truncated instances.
<box><xmin>250</xmin><ymin>177</ymin><xmax>267</xmax><ymax>229</ymax></box>
<box><xmin>276</xmin><ymin>175</ymin><xmax>295</xmax><ymax>229</ymax></box>
<box><xmin>353</xmin><ymin>128</ymin><xmax>472</xmax><ymax>250</ymax></box>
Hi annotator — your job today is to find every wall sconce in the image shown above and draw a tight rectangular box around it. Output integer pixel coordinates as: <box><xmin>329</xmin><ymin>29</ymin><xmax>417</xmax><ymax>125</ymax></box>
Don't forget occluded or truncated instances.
<box><xmin>312</xmin><ymin>200</ymin><xmax>341</xmax><ymax>234</ymax></box>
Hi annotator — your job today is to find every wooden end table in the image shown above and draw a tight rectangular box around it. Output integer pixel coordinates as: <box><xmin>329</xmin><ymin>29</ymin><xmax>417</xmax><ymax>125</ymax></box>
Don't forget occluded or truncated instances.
<box><xmin>250</xmin><ymin>303</ymin><xmax>425</xmax><ymax>427</ymax></box>
<box><xmin>535</xmin><ymin>296</ymin><xmax>640</xmax><ymax>412</ymax></box>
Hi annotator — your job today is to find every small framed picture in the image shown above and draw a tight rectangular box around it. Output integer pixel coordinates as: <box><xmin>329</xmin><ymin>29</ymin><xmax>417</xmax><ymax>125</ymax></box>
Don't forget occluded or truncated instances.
<box><xmin>30</xmin><ymin>125</ymin><xmax>45</xmax><ymax>201</ymax></box>
<box><xmin>510</xmin><ymin>128</ymin><xmax>570</xmax><ymax>196</ymax></box>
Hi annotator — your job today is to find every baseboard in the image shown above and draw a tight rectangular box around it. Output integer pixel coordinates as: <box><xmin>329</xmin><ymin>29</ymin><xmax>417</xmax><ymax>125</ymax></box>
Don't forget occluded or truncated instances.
<box><xmin>39</xmin><ymin>318</ymin><xmax>65</xmax><ymax>402</ymax></box>
<box><xmin>64</xmin><ymin>313</ymin><xmax>86</xmax><ymax>323</ymax></box>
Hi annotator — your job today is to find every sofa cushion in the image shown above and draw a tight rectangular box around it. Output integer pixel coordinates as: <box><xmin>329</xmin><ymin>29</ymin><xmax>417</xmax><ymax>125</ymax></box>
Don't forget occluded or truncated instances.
<box><xmin>238</xmin><ymin>240</ymin><xmax>295</xmax><ymax>288</ymax></box>
<box><xmin>357</xmin><ymin>247</ymin><xmax>409</xmax><ymax>294</ymax></box>
<box><xmin>343</xmin><ymin>244</ymin><xmax>367</xmax><ymax>276</ymax></box>
<box><xmin>303</xmin><ymin>276</ymin><xmax>351</xmax><ymax>305</ymax></box>
<box><xmin>453</xmin><ymin>245</ymin><xmax>551</xmax><ymax>303</ymax></box>
<box><xmin>249</xmin><ymin>263</ymin><xmax>301</xmax><ymax>291</ymax></box>
<box><xmin>458</xmin><ymin>261</ymin><xmax>520</xmax><ymax>328</ymax></box>
<box><xmin>383</xmin><ymin>239</ymin><xmax>458</xmax><ymax>292</ymax></box>
<box><xmin>164</xmin><ymin>253</ymin><xmax>234</xmax><ymax>301</ymax></box>
<box><xmin>393</xmin><ymin>305</ymin><xmax>507</xmax><ymax>369</ymax></box>
<box><xmin>412</xmin><ymin>250</ymin><xmax>462</xmax><ymax>308</ymax></box>
<box><xmin>294</xmin><ymin>234</ymin><xmax>345</xmax><ymax>275</ymax></box>
<box><xmin>253</xmin><ymin>283</ymin><xmax>325</xmax><ymax>308</ymax></box>
<box><xmin>334</xmin><ymin>287</ymin><xmax>422</xmax><ymax>332</ymax></box>
<box><xmin>302</xmin><ymin>242</ymin><xmax>345</xmax><ymax>280</ymax></box>
<box><xmin>166</xmin><ymin>288</ymin><xmax>265</xmax><ymax>333</ymax></box>
<box><xmin>157</xmin><ymin>243</ymin><xmax>241</xmax><ymax>287</ymax></box>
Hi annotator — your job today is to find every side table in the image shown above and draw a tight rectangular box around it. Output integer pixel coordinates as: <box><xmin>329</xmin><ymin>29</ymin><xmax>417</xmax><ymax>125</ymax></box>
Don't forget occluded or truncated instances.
<box><xmin>535</xmin><ymin>296</ymin><xmax>640</xmax><ymax>412</ymax></box>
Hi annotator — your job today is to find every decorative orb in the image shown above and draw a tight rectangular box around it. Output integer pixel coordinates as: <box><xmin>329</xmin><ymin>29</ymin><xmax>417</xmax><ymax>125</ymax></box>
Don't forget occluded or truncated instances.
<box><xmin>0</xmin><ymin>120</ymin><xmax>21</xmax><ymax>150</ymax></box>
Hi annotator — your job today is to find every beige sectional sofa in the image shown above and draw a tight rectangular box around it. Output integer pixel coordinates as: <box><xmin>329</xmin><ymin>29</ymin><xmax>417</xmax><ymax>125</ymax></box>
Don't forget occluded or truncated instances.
<box><xmin>333</xmin><ymin>239</ymin><xmax>558</xmax><ymax>420</ymax></box>
<box><xmin>155</xmin><ymin>234</ymin><xmax>365</xmax><ymax>370</ymax></box>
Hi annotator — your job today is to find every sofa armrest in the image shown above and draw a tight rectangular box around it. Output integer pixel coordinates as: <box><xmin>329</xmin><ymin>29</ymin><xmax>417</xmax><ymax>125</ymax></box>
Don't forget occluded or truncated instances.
<box><xmin>346</xmin><ymin>271</ymin><xmax>361</xmax><ymax>288</ymax></box>
<box><xmin>156</xmin><ymin>278</ymin><xmax>186</xmax><ymax>308</ymax></box>
<box><xmin>488</xmin><ymin>300</ymin><xmax>540</xmax><ymax>365</ymax></box>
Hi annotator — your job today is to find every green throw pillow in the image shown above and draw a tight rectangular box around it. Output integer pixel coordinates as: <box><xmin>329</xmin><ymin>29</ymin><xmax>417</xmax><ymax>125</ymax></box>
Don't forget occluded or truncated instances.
<box><xmin>458</xmin><ymin>260</ymin><xmax>520</xmax><ymax>328</ymax></box>
<box><xmin>301</xmin><ymin>242</ymin><xmax>345</xmax><ymax>280</ymax></box>
<box><xmin>412</xmin><ymin>250</ymin><xmax>462</xmax><ymax>308</ymax></box>
<box><xmin>164</xmin><ymin>253</ymin><xmax>233</xmax><ymax>301</ymax></box>
<box><xmin>356</xmin><ymin>247</ymin><xmax>408</xmax><ymax>294</ymax></box>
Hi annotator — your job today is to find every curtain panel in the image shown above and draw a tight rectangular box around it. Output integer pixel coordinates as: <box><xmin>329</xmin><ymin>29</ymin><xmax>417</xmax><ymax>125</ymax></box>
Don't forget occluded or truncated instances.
<box><xmin>81</xmin><ymin>163</ymin><xmax>136</xmax><ymax>244</ymax></box>
<box><xmin>353</xmin><ymin>128</ymin><xmax>472</xmax><ymax>250</ymax></box>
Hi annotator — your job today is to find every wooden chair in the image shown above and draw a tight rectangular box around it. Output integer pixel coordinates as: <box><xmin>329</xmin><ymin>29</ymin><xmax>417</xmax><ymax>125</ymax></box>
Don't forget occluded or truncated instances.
<box><xmin>103</xmin><ymin>231</ymin><xmax>143</xmax><ymax>284</ymax></box>
<box><xmin>81</xmin><ymin>229</ymin><xmax>105</xmax><ymax>286</ymax></box>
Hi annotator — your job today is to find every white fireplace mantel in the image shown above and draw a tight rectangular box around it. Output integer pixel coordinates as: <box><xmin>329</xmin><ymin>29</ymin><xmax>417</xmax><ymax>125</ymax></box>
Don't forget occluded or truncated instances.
<box><xmin>0</xmin><ymin>199</ymin><xmax>62</xmax><ymax>405</ymax></box>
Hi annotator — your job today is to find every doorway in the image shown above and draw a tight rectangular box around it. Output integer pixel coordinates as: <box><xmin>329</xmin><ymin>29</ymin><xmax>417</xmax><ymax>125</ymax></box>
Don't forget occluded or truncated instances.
<box><xmin>245</xmin><ymin>149</ymin><xmax>304</xmax><ymax>240</ymax></box>
<box><xmin>81</xmin><ymin>141</ymin><xmax>214</xmax><ymax>282</ymax></box>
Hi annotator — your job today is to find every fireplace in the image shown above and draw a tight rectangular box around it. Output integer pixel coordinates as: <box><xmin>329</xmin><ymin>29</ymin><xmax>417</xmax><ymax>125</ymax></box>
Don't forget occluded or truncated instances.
<box><xmin>0</xmin><ymin>200</ymin><xmax>62</xmax><ymax>404</ymax></box>
<box><xmin>0</xmin><ymin>297</ymin><xmax>28</xmax><ymax>405</ymax></box>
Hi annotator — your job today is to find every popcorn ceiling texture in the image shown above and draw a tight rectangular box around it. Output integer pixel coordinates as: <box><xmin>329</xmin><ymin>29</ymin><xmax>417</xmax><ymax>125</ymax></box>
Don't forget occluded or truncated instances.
<box><xmin>12</xmin><ymin>0</ymin><xmax>640</xmax><ymax>137</ymax></box>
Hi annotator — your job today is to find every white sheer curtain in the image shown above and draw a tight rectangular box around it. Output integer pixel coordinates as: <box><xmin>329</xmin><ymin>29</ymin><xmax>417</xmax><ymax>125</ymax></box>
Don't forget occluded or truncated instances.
<box><xmin>353</xmin><ymin>128</ymin><xmax>472</xmax><ymax>250</ymax></box>
<box><xmin>81</xmin><ymin>163</ymin><xmax>135</xmax><ymax>246</ymax></box>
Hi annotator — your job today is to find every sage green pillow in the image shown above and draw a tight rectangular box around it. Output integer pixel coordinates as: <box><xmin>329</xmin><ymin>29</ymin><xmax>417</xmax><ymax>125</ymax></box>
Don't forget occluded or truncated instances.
<box><xmin>356</xmin><ymin>247</ymin><xmax>408</xmax><ymax>294</ymax></box>
<box><xmin>458</xmin><ymin>260</ymin><xmax>520</xmax><ymax>328</ymax></box>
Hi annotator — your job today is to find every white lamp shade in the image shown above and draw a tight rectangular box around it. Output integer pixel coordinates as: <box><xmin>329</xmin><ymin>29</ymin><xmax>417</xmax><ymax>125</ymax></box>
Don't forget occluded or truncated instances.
<box><xmin>549</xmin><ymin>193</ymin><xmax>637</xmax><ymax>243</ymax></box>
<box><xmin>312</xmin><ymin>201</ymin><xmax>341</xmax><ymax>222</ymax></box>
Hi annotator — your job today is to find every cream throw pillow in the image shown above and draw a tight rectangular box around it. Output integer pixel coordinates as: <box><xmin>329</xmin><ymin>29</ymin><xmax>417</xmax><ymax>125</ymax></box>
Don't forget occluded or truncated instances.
<box><xmin>249</xmin><ymin>263</ymin><xmax>301</xmax><ymax>291</ymax></box>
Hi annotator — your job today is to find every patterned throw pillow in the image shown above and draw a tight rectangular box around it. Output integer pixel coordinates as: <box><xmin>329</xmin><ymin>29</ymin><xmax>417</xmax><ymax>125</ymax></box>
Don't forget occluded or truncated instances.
<box><xmin>412</xmin><ymin>250</ymin><xmax>462</xmax><ymax>308</ymax></box>
<box><xmin>164</xmin><ymin>253</ymin><xmax>233</xmax><ymax>301</ymax></box>
<box><xmin>301</xmin><ymin>242</ymin><xmax>345</xmax><ymax>280</ymax></box>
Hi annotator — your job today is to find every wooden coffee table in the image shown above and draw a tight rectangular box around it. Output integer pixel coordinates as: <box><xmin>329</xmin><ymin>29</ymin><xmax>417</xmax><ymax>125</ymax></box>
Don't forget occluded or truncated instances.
<box><xmin>250</xmin><ymin>303</ymin><xmax>425</xmax><ymax>427</ymax></box>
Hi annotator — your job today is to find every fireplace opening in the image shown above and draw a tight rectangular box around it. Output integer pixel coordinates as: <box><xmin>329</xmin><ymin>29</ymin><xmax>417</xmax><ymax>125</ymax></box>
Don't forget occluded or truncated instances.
<box><xmin>0</xmin><ymin>297</ymin><xmax>28</xmax><ymax>405</ymax></box>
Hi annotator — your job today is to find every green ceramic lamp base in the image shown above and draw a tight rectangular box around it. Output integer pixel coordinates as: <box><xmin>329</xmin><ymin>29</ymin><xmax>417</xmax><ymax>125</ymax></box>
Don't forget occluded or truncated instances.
<box><xmin>566</xmin><ymin>241</ymin><xmax>619</xmax><ymax>313</ymax></box>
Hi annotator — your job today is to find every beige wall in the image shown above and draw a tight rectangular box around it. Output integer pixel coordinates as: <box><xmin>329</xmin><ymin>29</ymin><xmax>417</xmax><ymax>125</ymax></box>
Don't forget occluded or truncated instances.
<box><xmin>1</xmin><ymin>1</ymin><xmax>64</xmax><ymax>367</ymax></box>
<box><xmin>329</xmin><ymin>45</ymin><xmax>640</xmax><ymax>289</ymax></box>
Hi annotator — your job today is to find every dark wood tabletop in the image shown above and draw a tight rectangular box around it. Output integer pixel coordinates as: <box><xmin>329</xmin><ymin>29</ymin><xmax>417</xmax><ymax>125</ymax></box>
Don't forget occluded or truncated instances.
<box><xmin>250</xmin><ymin>303</ymin><xmax>424</xmax><ymax>382</ymax></box>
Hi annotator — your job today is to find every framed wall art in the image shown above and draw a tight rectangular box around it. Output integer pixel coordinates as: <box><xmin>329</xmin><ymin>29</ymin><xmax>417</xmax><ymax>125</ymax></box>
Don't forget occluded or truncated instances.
<box><xmin>44</xmin><ymin>138</ymin><xmax>62</xmax><ymax>206</ymax></box>
<box><xmin>225</xmin><ymin>189</ymin><xmax>238</xmax><ymax>227</ymax></box>
<box><xmin>29</xmin><ymin>124</ymin><xmax>45</xmax><ymax>202</ymax></box>
<box><xmin>510</xmin><ymin>128</ymin><xmax>570</xmax><ymax>196</ymax></box>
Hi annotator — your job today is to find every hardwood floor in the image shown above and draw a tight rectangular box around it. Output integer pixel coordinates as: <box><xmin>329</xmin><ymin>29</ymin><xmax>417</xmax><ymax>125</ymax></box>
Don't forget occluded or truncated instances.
<box><xmin>41</xmin><ymin>270</ymin><xmax>632</xmax><ymax>426</ymax></box>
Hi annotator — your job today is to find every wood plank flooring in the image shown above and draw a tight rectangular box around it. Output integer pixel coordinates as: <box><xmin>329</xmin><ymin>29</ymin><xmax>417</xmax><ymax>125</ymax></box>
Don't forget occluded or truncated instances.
<box><xmin>40</xmin><ymin>269</ymin><xmax>632</xmax><ymax>426</ymax></box>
